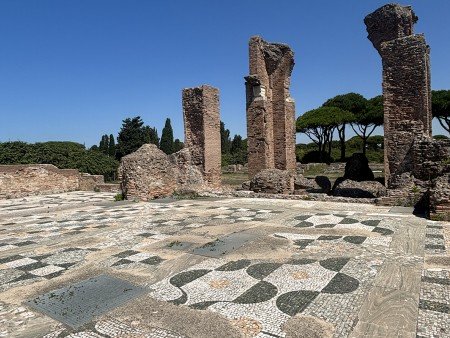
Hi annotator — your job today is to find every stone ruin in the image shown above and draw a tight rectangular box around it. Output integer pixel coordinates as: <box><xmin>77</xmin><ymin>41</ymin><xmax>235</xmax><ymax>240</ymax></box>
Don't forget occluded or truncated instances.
<box><xmin>119</xmin><ymin>85</ymin><xmax>221</xmax><ymax>201</ymax></box>
<box><xmin>365</xmin><ymin>4</ymin><xmax>431</xmax><ymax>189</ymax></box>
<box><xmin>245</xmin><ymin>36</ymin><xmax>296</xmax><ymax>177</ymax></box>
<box><xmin>364</xmin><ymin>4</ymin><xmax>450</xmax><ymax>216</ymax></box>
<box><xmin>182</xmin><ymin>85</ymin><xmax>221</xmax><ymax>186</ymax></box>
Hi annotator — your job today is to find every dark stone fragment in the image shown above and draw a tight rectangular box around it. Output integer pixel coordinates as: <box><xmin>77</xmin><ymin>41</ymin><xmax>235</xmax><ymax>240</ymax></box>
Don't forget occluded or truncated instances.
<box><xmin>169</xmin><ymin>269</ymin><xmax>211</xmax><ymax>287</ymax></box>
<box><xmin>113</xmin><ymin>250</ymin><xmax>140</xmax><ymax>258</ymax></box>
<box><xmin>425</xmin><ymin>244</ymin><xmax>446</xmax><ymax>250</ymax></box>
<box><xmin>276</xmin><ymin>290</ymin><xmax>319</xmax><ymax>316</ymax></box>
<box><xmin>189</xmin><ymin>301</ymin><xmax>218</xmax><ymax>310</ymax></box>
<box><xmin>294</xmin><ymin>215</ymin><xmax>312</xmax><ymax>221</ymax></box>
<box><xmin>315</xmin><ymin>223</ymin><xmax>336</xmax><ymax>229</ymax></box>
<box><xmin>216</xmin><ymin>259</ymin><xmax>252</xmax><ymax>271</ymax></box>
<box><xmin>295</xmin><ymin>221</ymin><xmax>314</xmax><ymax>228</ymax></box>
<box><xmin>140</xmin><ymin>256</ymin><xmax>164</xmax><ymax>265</ymax></box>
<box><xmin>294</xmin><ymin>239</ymin><xmax>314</xmax><ymax>249</ymax></box>
<box><xmin>427</xmin><ymin>225</ymin><xmax>443</xmax><ymax>229</ymax></box>
<box><xmin>419</xmin><ymin>299</ymin><xmax>450</xmax><ymax>314</ymax></box>
<box><xmin>16</xmin><ymin>261</ymin><xmax>48</xmax><ymax>272</ymax></box>
<box><xmin>31</xmin><ymin>254</ymin><xmax>52</xmax><ymax>260</ymax></box>
<box><xmin>425</xmin><ymin>234</ymin><xmax>444</xmax><ymax>239</ymax></box>
<box><xmin>246</xmin><ymin>263</ymin><xmax>282</xmax><ymax>279</ymax></box>
<box><xmin>421</xmin><ymin>276</ymin><xmax>450</xmax><ymax>285</ymax></box>
<box><xmin>169</xmin><ymin>290</ymin><xmax>188</xmax><ymax>305</ymax></box>
<box><xmin>319</xmin><ymin>258</ymin><xmax>350</xmax><ymax>272</ymax></box>
<box><xmin>0</xmin><ymin>255</ymin><xmax>25</xmax><ymax>264</ymax></box>
<box><xmin>57</xmin><ymin>262</ymin><xmax>75</xmax><ymax>269</ymax></box>
<box><xmin>11</xmin><ymin>272</ymin><xmax>37</xmax><ymax>283</ymax></box>
<box><xmin>317</xmin><ymin>235</ymin><xmax>341</xmax><ymax>241</ymax></box>
<box><xmin>343</xmin><ymin>236</ymin><xmax>367</xmax><ymax>244</ymax></box>
<box><xmin>111</xmin><ymin>259</ymin><xmax>132</xmax><ymax>267</ymax></box>
<box><xmin>234</xmin><ymin>281</ymin><xmax>278</xmax><ymax>304</ymax></box>
<box><xmin>372</xmin><ymin>227</ymin><xmax>394</xmax><ymax>236</ymax></box>
<box><xmin>361</xmin><ymin>220</ymin><xmax>381</xmax><ymax>227</ymax></box>
<box><xmin>321</xmin><ymin>273</ymin><xmax>359</xmax><ymax>294</ymax></box>
<box><xmin>339</xmin><ymin>218</ymin><xmax>359</xmax><ymax>224</ymax></box>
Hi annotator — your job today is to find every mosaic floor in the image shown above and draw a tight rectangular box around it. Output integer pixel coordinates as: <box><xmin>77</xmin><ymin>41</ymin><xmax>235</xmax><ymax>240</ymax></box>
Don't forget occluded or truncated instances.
<box><xmin>0</xmin><ymin>192</ymin><xmax>448</xmax><ymax>337</ymax></box>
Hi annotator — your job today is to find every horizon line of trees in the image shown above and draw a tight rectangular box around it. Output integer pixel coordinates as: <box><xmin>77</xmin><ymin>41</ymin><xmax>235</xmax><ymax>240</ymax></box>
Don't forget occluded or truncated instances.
<box><xmin>296</xmin><ymin>90</ymin><xmax>450</xmax><ymax>163</ymax></box>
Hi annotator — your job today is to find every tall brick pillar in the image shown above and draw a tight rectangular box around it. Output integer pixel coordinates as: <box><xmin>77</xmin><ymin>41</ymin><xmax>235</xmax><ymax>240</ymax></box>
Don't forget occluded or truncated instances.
<box><xmin>365</xmin><ymin>4</ymin><xmax>432</xmax><ymax>189</ymax></box>
<box><xmin>245</xmin><ymin>36</ymin><xmax>296</xmax><ymax>177</ymax></box>
<box><xmin>182</xmin><ymin>85</ymin><xmax>221</xmax><ymax>186</ymax></box>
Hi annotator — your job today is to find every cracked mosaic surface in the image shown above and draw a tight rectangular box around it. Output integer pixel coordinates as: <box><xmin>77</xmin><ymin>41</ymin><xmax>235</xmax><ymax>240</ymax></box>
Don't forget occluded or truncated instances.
<box><xmin>0</xmin><ymin>192</ymin><xmax>448</xmax><ymax>337</ymax></box>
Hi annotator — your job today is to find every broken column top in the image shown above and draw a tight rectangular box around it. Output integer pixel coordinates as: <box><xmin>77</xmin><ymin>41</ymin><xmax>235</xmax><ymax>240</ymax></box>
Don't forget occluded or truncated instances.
<box><xmin>249</xmin><ymin>36</ymin><xmax>294</xmax><ymax>76</ymax></box>
<box><xmin>364</xmin><ymin>3</ymin><xmax>418</xmax><ymax>53</ymax></box>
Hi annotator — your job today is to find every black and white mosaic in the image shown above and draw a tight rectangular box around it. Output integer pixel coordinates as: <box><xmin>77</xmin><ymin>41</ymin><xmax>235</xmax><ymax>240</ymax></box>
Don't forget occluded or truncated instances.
<box><xmin>149</xmin><ymin>257</ymin><xmax>363</xmax><ymax>337</ymax></box>
<box><xmin>0</xmin><ymin>248</ymin><xmax>95</xmax><ymax>291</ymax></box>
<box><xmin>416</xmin><ymin>269</ymin><xmax>450</xmax><ymax>338</ymax></box>
<box><xmin>287</xmin><ymin>213</ymin><xmax>394</xmax><ymax>235</ymax></box>
<box><xmin>110</xmin><ymin>250</ymin><xmax>164</xmax><ymax>268</ymax></box>
<box><xmin>273</xmin><ymin>232</ymin><xmax>392</xmax><ymax>250</ymax></box>
<box><xmin>424</xmin><ymin>221</ymin><xmax>447</xmax><ymax>254</ymax></box>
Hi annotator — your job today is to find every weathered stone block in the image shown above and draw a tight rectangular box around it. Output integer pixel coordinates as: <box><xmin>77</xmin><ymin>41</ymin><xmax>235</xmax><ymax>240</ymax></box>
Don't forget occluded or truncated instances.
<box><xmin>182</xmin><ymin>85</ymin><xmax>221</xmax><ymax>186</ymax></box>
<box><xmin>334</xmin><ymin>180</ymin><xmax>387</xmax><ymax>198</ymax></box>
<box><xmin>250</xmin><ymin>169</ymin><xmax>294</xmax><ymax>194</ymax></box>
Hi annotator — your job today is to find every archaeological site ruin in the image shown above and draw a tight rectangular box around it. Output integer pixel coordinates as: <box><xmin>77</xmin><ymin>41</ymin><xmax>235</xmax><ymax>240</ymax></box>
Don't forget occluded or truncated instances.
<box><xmin>1</xmin><ymin>3</ymin><xmax>449</xmax><ymax>337</ymax></box>
<box><xmin>1</xmin><ymin>3</ymin><xmax>449</xmax><ymax>220</ymax></box>
<box><xmin>245</xmin><ymin>36</ymin><xmax>297</xmax><ymax>177</ymax></box>
<box><xmin>182</xmin><ymin>85</ymin><xmax>221</xmax><ymax>187</ymax></box>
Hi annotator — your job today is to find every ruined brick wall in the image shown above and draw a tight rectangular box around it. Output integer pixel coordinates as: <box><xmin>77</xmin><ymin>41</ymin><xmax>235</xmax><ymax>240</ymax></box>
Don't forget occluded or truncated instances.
<box><xmin>79</xmin><ymin>173</ymin><xmax>104</xmax><ymax>191</ymax></box>
<box><xmin>365</xmin><ymin>4</ymin><xmax>432</xmax><ymax>189</ymax></box>
<box><xmin>245</xmin><ymin>36</ymin><xmax>296</xmax><ymax>177</ymax></box>
<box><xmin>182</xmin><ymin>85</ymin><xmax>221</xmax><ymax>186</ymax></box>
<box><xmin>0</xmin><ymin>164</ymin><xmax>80</xmax><ymax>199</ymax></box>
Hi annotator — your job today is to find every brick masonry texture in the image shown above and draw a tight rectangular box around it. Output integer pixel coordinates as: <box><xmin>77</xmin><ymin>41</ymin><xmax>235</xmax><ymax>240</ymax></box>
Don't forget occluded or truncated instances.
<box><xmin>245</xmin><ymin>36</ymin><xmax>296</xmax><ymax>177</ymax></box>
<box><xmin>365</xmin><ymin>4</ymin><xmax>432</xmax><ymax>189</ymax></box>
<box><xmin>182</xmin><ymin>85</ymin><xmax>221</xmax><ymax>186</ymax></box>
<box><xmin>0</xmin><ymin>164</ymin><xmax>106</xmax><ymax>199</ymax></box>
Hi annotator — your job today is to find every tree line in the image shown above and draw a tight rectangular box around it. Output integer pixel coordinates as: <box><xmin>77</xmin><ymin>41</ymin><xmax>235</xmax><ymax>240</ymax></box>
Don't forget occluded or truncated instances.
<box><xmin>93</xmin><ymin>116</ymin><xmax>183</xmax><ymax>160</ymax></box>
<box><xmin>296</xmin><ymin>90</ymin><xmax>450</xmax><ymax>163</ymax></box>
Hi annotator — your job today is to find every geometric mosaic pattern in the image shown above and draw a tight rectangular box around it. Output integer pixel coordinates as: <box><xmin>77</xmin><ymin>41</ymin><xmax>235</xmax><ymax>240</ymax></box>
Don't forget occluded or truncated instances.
<box><xmin>111</xmin><ymin>250</ymin><xmax>164</xmax><ymax>267</ymax></box>
<box><xmin>150</xmin><ymin>258</ymin><xmax>359</xmax><ymax>337</ymax></box>
<box><xmin>0</xmin><ymin>247</ymin><xmax>96</xmax><ymax>290</ymax></box>
<box><xmin>273</xmin><ymin>232</ymin><xmax>392</xmax><ymax>250</ymax></box>
<box><xmin>290</xmin><ymin>213</ymin><xmax>394</xmax><ymax>235</ymax></box>
<box><xmin>416</xmin><ymin>269</ymin><xmax>450</xmax><ymax>338</ymax></box>
<box><xmin>424</xmin><ymin>221</ymin><xmax>447</xmax><ymax>254</ymax></box>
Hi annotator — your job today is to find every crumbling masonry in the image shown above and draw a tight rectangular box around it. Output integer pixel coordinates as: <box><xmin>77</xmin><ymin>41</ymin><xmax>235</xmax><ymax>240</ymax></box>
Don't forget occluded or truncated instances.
<box><xmin>365</xmin><ymin>4</ymin><xmax>432</xmax><ymax>189</ymax></box>
<box><xmin>245</xmin><ymin>36</ymin><xmax>296</xmax><ymax>177</ymax></box>
<box><xmin>182</xmin><ymin>85</ymin><xmax>221</xmax><ymax>186</ymax></box>
<box><xmin>365</xmin><ymin>4</ymin><xmax>450</xmax><ymax>217</ymax></box>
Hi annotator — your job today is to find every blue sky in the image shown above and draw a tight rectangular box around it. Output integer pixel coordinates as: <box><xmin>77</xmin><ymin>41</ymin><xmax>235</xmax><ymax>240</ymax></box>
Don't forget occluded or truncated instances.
<box><xmin>1</xmin><ymin>0</ymin><xmax>449</xmax><ymax>147</ymax></box>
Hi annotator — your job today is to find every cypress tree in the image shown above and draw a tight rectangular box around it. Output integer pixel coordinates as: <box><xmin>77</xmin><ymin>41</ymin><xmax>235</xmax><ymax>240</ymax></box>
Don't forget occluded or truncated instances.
<box><xmin>108</xmin><ymin>134</ymin><xmax>116</xmax><ymax>157</ymax></box>
<box><xmin>160</xmin><ymin>118</ymin><xmax>174</xmax><ymax>154</ymax></box>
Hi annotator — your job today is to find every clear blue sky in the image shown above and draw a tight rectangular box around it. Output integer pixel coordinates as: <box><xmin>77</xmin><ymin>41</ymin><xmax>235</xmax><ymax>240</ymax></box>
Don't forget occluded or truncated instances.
<box><xmin>1</xmin><ymin>0</ymin><xmax>449</xmax><ymax>147</ymax></box>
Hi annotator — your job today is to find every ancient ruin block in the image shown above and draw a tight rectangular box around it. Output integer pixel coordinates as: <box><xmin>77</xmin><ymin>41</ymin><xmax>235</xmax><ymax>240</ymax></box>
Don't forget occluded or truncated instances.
<box><xmin>365</xmin><ymin>4</ymin><xmax>432</xmax><ymax>189</ymax></box>
<box><xmin>245</xmin><ymin>36</ymin><xmax>296</xmax><ymax>177</ymax></box>
<box><xmin>182</xmin><ymin>85</ymin><xmax>221</xmax><ymax>186</ymax></box>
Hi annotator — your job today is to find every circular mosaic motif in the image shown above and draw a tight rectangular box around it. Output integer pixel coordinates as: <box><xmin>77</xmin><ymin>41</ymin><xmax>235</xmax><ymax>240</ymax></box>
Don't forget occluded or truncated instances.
<box><xmin>231</xmin><ymin>317</ymin><xmax>262</xmax><ymax>337</ymax></box>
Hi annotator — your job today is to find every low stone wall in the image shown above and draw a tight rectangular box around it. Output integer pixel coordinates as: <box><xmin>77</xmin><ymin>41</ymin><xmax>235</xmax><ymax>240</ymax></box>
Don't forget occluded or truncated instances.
<box><xmin>0</xmin><ymin>164</ymin><xmax>108</xmax><ymax>199</ymax></box>
<box><xmin>79</xmin><ymin>173</ymin><xmax>104</xmax><ymax>191</ymax></box>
